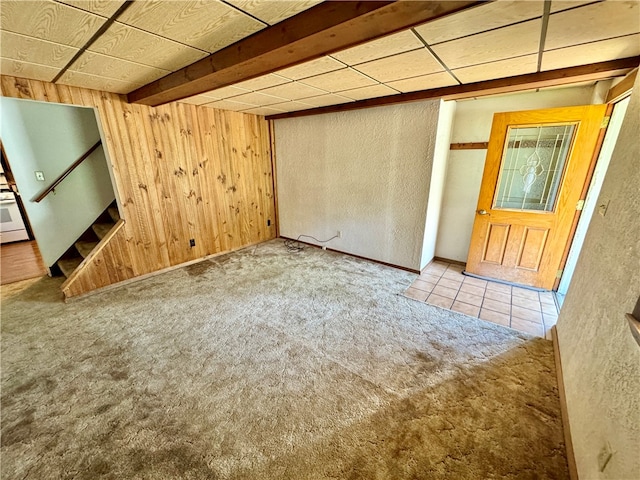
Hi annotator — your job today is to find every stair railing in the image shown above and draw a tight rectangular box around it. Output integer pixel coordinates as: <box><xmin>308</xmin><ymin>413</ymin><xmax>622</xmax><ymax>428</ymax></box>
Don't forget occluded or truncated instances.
<box><xmin>32</xmin><ymin>140</ymin><xmax>102</xmax><ymax>203</ymax></box>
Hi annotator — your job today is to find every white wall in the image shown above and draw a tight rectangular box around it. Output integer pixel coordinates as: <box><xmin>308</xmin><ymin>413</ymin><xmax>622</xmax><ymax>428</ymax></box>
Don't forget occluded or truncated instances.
<box><xmin>435</xmin><ymin>85</ymin><xmax>599</xmax><ymax>262</ymax></box>
<box><xmin>0</xmin><ymin>97</ymin><xmax>115</xmax><ymax>267</ymax></box>
<box><xmin>557</xmin><ymin>75</ymin><xmax>639</xmax><ymax>479</ymax></box>
<box><xmin>420</xmin><ymin>99</ymin><xmax>456</xmax><ymax>269</ymax></box>
<box><xmin>275</xmin><ymin>100</ymin><xmax>440</xmax><ymax>271</ymax></box>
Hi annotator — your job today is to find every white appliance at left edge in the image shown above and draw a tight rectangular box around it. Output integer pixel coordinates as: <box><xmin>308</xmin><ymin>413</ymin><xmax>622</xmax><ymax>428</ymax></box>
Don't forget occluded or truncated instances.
<box><xmin>1</xmin><ymin>163</ymin><xmax>30</xmax><ymax>243</ymax></box>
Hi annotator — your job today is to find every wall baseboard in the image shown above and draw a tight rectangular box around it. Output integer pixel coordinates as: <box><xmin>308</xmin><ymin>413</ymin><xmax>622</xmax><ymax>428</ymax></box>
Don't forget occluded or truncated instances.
<box><xmin>551</xmin><ymin>326</ymin><xmax>579</xmax><ymax>480</ymax></box>
<box><xmin>280</xmin><ymin>236</ymin><xmax>420</xmax><ymax>274</ymax></box>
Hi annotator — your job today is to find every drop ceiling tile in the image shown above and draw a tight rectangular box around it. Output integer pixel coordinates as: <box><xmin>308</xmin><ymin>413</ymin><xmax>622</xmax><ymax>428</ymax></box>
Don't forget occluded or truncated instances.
<box><xmin>549</xmin><ymin>1</ymin><xmax>598</xmax><ymax>14</ymax></box>
<box><xmin>57</xmin><ymin>70</ymin><xmax>143</xmax><ymax>94</ymax></box>
<box><xmin>178</xmin><ymin>94</ymin><xmax>221</xmax><ymax>105</ymax></box>
<box><xmin>542</xmin><ymin>34</ymin><xmax>640</xmax><ymax>71</ymax></box>
<box><xmin>268</xmin><ymin>100</ymin><xmax>315</xmax><ymax>112</ymax></box>
<box><xmin>242</xmin><ymin>106</ymin><xmax>286</xmax><ymax>116</ymax></box>
<box><xmin>546</xmin><ymin>1</ymin><xmax>640</xmax><ymax>51</ymax></box>
<box><xmin>259</xmin><ymin>81</ymin><xmax>327</xmax><ymax>100</ymax></box>
<box><xmin>203</xmin><ymin>85</ymin><xmax>251</xmax><ymax>99</ymax></box>
<box><xmin>353</xmin><ymin>48</ymin><xmax>443</xmax><ymax>83</ymax></box>
<box><xmin>298</xmin><ymin>94</ymin><xmax>354</xmax><ymax>108</ymax></box>
<box><xmin>225</xmin><ymin>0</ymin><xmax>322</xmax><ymax>25</ymax></box>
<box><xmin>1</xmin><ymin>30</ymin><xmax>79</xmax><ymax>67</ymax></box>
<box><xmin>57</xmin><ymin>0</ymin><xmax>126</xmax><ymax>17</ymax></box>
<box><xmin>276</xmin><ymin>56</ymin><xmax>344</xmax><ymax>80</ymax></box>
<box><xmin>386</xmin><ymin>71</ymin><xmax>459</xmax><ymax>93</ymax></box>
<box><xmin>69</xmin><ymin>51</ymin><xmax>171</xmax><ymax>85</ymax></box>
<box><xmin>298</xmin><ymin>68</ymin><xmax>376</xmax><ymax>92</ymax></box>
<box><xmin>0</xmin><ymin>58</ymin><xmax>60</xmax><ymax>82</ymax></box>
<box><xmin>432</xmin><ymin>19</ymin><xmax>541</xmax><ymax>70</ymax></box>
<box><xmin>453</xmin><ymin>54</ymin><xmax>538</xmax><ymax>83</ymax></box>
<box><xmin>227</xmin><ymin>91</ymin><xmax>288</xmax><ymax>106</ymax></box>
<box><xmin>89</xmin><ymin>22</ymin><xmax>208</xmax><ymax>72</ymax></box>
<box><xmin>117</xmin><ymin>0</ymin><xmax>266</xmax><ymax>53</ymax></box>
<box><xmin>415</xmin><ymin>0</ymin><xmax>543</xmax><ymax>45</ymax></box>
<box><xmin>331</xmin><ymin>30</ymin><xmax>424</xmax><ymax>66</ymax></box>
<box><xmin>233</xmin><ymin>74</ymin><xmax>291</xmax><ymax>91</ymax></box>
<box><xmin>1</xmin><ymin>0</ymin><xmax>106</xmax><ymax>47</ymax></box>
<box><xmin>337</xmin><ymin>84</ymin><xmax>399</xmax><ymax>101</ymax></box>
<box><xmin>204</xmin><ymin>99</ymin><xmax>258</xmax><ymax>111</ymax></box>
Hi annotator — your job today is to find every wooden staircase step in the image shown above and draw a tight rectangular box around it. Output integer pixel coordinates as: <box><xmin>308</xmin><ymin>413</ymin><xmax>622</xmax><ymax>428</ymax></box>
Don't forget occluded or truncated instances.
<box><xmin>58</xmin><ymin>257</ymin><xmax>83</xmax><ymax>278</ymax></box>
<box><xmin>75</xmin><ymin>240</ymin><xmax>99</xmax><ymax>259</ymax></box>
<box><xmin>92</xmin><ymin>222</ymin><xmax>114</xmax><ymax>240</ymax></box>
<box><xmin>108</xmin><ymin>206</ymin><xmax>120</xmax><ymax>223</ymax></box>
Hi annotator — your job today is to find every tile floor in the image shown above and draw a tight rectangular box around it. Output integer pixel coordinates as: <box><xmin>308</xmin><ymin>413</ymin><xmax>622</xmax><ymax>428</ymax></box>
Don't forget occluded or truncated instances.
<box><xmin>404</xmin><ymin>260</ymin><xmax>559</xmax><ymax>340</ymax></box>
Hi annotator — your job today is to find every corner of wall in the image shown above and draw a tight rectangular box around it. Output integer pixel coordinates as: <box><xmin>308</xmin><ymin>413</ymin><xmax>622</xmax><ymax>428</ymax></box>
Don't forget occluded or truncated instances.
<box><xmin>419</xmin><ymin>99</ymin><xmax>457</xmax><ymax>270</ymax></box>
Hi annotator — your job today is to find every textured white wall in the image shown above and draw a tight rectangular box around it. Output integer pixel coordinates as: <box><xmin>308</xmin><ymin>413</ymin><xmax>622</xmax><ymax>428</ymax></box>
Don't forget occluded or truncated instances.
<box><xmin>275</xmin><ymin>101</ymin><xmax>440</xmax><ymax>270</ymax></box>
<box><xmin>557</xmin><ymin>77</ymin><xmax>640</xmax><ymax>479</ymax></box>
<box><xmin>420</xmin><ymin>99</ymin><xmax>456</xmax><ymax>269</ymax></box>
<box><xmin>0</xmin><ymin>98</ymin><xmax>115</xmax><ymax>267</ymax></box>
<box><xmin>435</xmin><ymin>85</ymin><xmax>598</xmax><ymax>262</ymax></box>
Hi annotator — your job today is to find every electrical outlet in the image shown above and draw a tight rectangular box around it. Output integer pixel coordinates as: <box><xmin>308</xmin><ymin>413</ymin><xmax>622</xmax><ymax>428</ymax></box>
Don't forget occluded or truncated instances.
<box><xmin>337</xmin><ymin>230</ymin><xmax>342</xmax><ymax>238</ymax></box>
<box><xmin>598</xmin><ymin>199</ymin><xmax>610</xmax><ymax>217</ymax></box>
<box><xmin>35</xmin><ymin>171</ymin><xmax>45</xmax><ymax>181</ymax></box>
<box><xmin>598</xmin><ymin>442</ymin><xmax>613</xmax><ymax>472</ymax></box>
<box><xmin>189</xmin><ymin>239</ymin><xmax>195</xmax><ymax>247</ymax></box>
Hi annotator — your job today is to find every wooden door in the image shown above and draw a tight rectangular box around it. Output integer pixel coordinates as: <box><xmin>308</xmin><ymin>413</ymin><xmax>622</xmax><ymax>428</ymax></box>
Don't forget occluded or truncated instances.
<box><xmin>465</xmin><ymin>105</ymin><xmax>607</xmax><ymax>290</ymax></box>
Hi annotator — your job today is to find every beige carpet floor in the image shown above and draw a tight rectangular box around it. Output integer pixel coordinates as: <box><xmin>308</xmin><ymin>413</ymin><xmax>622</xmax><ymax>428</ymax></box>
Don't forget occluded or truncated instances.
<box><xmin>1</xmin><ymin>239</ymin><xmax>568</xmax><ymax>479</ymax></box>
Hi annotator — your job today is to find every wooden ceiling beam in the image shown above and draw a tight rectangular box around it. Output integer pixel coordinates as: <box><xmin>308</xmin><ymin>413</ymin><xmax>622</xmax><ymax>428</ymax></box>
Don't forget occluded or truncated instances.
<box><xmin>266</xmin><ymin>57</ymin><xmax>640</xmax><ymax>120</ymax></box>
<box><xmin>127</xmin><ymin>0</ymin><xmax>486</xmax><ymax>106</ymax></box>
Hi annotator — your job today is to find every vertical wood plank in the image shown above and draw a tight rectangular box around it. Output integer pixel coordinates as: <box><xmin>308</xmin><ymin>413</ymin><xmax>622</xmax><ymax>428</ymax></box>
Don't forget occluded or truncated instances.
<box><xmin>2</xmin><ymin>75</ymin><xmax>276</xmax><ymax>298</ymax></box>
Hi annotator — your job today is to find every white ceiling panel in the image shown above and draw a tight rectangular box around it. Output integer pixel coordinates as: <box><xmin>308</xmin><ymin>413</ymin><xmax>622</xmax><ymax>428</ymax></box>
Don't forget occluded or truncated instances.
<box><xmin>432</xmin><ymin>19</ymin><xmax>542</xmax><ymax>70</ymax></box>
<box><xmin>225</xmin><ymin>0</ymin><xmax>322</xmax><ymax>25</ymax></box>
<box><xmin>227</xmin><ymin>91</ymin><xmax>288</xmax><ymax>106</ymax></box>
<box><xmin>1</xmin><ymin>30</ymin><xmax>78</xmax><ymax>67</ymax></box>
<box><xmin>241</xmin><ymin>106</ymin><xmax>286</xmax><ymax>116</ymax></box>
<box><xmin>258</xmin><ymin>81</ymin><xmax>327</xmax><ymax>100</ymax></box>
<box><xmin>414</xmin><ymin>0</ymin><xmax>543</xmax><ymax>45</ymax></box>
<box><xmin>89</xmin><ymin>22</ymin><xmax>208</xmax><ymax>72</ymax></box>
<box><xmin>331</xmin><ymin>30</ymin><xmax>423</xmax><ymax>66</ymax></box>
<box><xmin>0</xmin><ymin>57</ymin><xmax>60</xmax><ymax>82</ymax></box>
<box><xmin>232</xmin><ymin>74</ymin><xmax>291</xmax><ymax>91</ymax></box>
<box><xmin>542</xmin><ymin>34</ymin><xmax>640</xmax><ymax>70</ymax></box>
<box><xmin>353</xmin><ymin>48</ymin><xmax>444</xmax><ymax>83</ymax></box>
<box><xmin>337</xmin><ymin>84</ymin><xmax>400</xmax><ymax>101</ymax></box>
<box><xmin>268</xmin><ymin>100</ymin><xmax>316</xmax><ymax>112</ymax></box>
<box><xmin>546</xmin><ymin>1</ymin><xmax>640</xmax><ymax>50</ymax></box>
<box><xmin>57</xmin><ymin>69</ymin><xmax>143</xmax><ymax>94</ymax></box>
<box><xmin>298</xmin><ymin>68</ymin><xmax>376</xmax><ymax>92</ymax></box>
<box><xmin>386</xmin><ymin>71</ymin><xmax>458</xmax><ymax>93</ymax></box>
<box><xmin>68</xmin><ymin>51</ymin><xmax>170</xmax><ymax>85</ymax></box>
<box><xmin>453</xmin><ymin>55</ymin><xmax>538</xmax><ymax>83</ymax></box>
<box><xmin>299</xmin><ymin>94</ymin><xmax>354</xmax><ymax>107</ymax></box>
<box><xmin>117</xmin><ymin>0</ymin><xmax>266</xmax><ymax>53</ymax></box>
<box><xmin>1</xmin><ymin>0</ymin><xmax>106</xmax><ymax>47</ymax></box>
<box><xmin>204</xmin><ymin>98</ymin><xmax>257</xmax><ymax>111</ymax></box>
<box><xmin>276</xmin><ymin>56</ymin><xmax>345</xmax><ymax>80</ymax></box>
<box><xmin>57</xmin><ymin>0</ymin><xmax>127</xmax><ymax>17</ymax></box>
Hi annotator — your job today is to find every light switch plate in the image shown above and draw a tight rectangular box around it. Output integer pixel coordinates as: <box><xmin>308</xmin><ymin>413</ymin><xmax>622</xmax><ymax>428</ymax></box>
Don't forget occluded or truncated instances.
<box><xmin>35</xmin><ymin>171</ymin><xmax>45</xmax><ymax>181</ymax></box>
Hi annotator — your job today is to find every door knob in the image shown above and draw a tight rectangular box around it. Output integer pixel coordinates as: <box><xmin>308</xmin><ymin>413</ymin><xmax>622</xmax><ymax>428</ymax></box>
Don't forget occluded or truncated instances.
<box><xmin>477</xmin><ymin>209</ymin><xmax>488</xmax><ymax>215</ymax></box>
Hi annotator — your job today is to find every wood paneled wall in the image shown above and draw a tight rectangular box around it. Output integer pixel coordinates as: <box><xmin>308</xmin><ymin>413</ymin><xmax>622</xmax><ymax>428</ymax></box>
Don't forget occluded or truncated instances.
<box><xmin>1</xmin><ymin>75</ymin><xmax>276</xmax><ymax>298</ymax></box>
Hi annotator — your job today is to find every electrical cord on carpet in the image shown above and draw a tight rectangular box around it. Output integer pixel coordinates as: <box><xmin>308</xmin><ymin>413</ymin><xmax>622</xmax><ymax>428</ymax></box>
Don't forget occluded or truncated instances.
<box><xmin>284</xmin><ymin>234</ymin><xmax>340</xmax><ymax>253</ymax></box>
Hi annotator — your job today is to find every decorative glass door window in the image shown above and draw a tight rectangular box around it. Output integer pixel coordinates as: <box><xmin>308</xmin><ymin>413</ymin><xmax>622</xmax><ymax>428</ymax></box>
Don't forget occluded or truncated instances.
<box><xmin>493</xmin><ymin>124</ymin><xmax>576</xmax><ymax>212</ymax></box>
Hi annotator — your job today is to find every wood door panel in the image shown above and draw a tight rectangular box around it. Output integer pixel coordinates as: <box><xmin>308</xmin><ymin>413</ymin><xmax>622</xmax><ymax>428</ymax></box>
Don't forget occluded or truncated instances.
<box><xmin>516</xmin><ymin>227</ymin><xmax>549</xmax><ymax>271</ymax></box>
<box><xmin>482</xmin><ymin>223</ymin><xmax>510</xmax><ymax>264</ymax></box>
<box><xmin>466</xmin><ymin>104</ymin><xmax>607</xmax><ymax>289</ymax></box>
